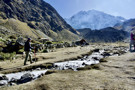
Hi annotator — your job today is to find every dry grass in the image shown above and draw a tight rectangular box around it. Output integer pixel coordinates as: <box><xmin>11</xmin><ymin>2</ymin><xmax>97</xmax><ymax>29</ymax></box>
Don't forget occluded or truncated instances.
<box><xmin>0</xmin><ymin>18</ymin><xmax>41</xmax><ymax>38</ymax></box>
<box><xmin>1</xmin><ymin>44</ymin><xmax>135</xmax><ymax>90</ymax></box>
<box><xmin>0</xmin><ymin>46</ymin><xmax>93</xmax><ymax>74</ymax></box>
<box><xmin>49</xmin><ymin>29</ymin><xmax>79</xmax><ymax>42</ymax></box>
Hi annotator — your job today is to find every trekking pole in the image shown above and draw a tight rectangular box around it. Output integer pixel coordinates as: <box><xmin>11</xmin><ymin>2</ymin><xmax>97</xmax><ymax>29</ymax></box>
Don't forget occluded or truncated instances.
<box><xmin>34</xmin><ymin>46</ymin><xmax>36</xmax><ymax>62</ymax></box>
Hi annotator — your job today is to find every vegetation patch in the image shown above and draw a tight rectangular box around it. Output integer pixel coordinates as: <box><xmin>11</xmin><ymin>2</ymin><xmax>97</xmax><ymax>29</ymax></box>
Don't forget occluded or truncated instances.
<box><xmin>100</xmin><ymin>58</ymin><xmax>108</xmax><ymax>62</ymax></box>
<box><xmin>77</xmin><ymin>64</ymin><xmax>101</xmax><ymax>71</ymax></box>
<box><xmin>0</xmin><ymin>52</ymin><xmax>16</xmax><ymax>61</ymax></box>
<box><xmin>45</xmin><ymin>70</ymin><xmax>57</xmax><ymax>75</ymax></box>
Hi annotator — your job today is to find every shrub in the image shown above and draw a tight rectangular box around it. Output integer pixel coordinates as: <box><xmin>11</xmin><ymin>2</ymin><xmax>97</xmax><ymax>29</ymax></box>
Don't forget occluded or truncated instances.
<box><xmin>8</xmin><ymin>35</ymin><xmax>17</xmax><ymax>39</ymax></box>
<box><xmin>0</xmin><ymin>52</ymin><xmax>16</xmax><ymax>61</ymax></box>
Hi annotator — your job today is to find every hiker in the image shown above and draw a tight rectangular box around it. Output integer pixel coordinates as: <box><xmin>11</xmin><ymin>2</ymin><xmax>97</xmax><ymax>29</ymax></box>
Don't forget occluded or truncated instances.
<box><xmin>24</xmin><ymin>38</ymin><xmax>33</xmax><ymax>65</ymax></box>
<box><xmin>130</xmin><ymin>31</ymin><xmax>135</xmax><ymax>51</ymax></box>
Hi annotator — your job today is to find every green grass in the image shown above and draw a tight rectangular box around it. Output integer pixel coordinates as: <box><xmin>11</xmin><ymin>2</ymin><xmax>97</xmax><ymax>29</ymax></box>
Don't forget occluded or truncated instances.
<box><xmin>0</xmin><ymin>52</ymin><xmax>16</xmax><ymax>61</ymax></box>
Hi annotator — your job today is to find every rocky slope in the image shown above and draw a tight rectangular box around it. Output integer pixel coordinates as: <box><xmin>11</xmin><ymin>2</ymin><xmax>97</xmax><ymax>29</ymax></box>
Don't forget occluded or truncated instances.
<box><xmin>78</xmin><ymin>27</ymin><xmax>129</xmax><ymax>42</ymax></box>
<box><xmin>65</xmin><ymin>10</ymin><xmax>126</xmax><ymax>30</ymax></box>
<box><xmin>114</xmin><ymin>19</ymin><xmax>135</xmax><ymax>32</ymax></box>
<box><xmin>0</xmin><ymin>0</ymin><xmax>79</xmax><ymax>41</ymax></box>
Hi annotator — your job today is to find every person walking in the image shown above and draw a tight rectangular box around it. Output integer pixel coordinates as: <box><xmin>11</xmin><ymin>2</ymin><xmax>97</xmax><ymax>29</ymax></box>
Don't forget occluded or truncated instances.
<box><xmin>130</xmin><ymin>31</ymin><xmax>135</xmax><ymax>51</ymax></box>
<box><xmin>24</xmin><ymin>38</ymin><xmax>33</xmax><ymax>65</ymax></box>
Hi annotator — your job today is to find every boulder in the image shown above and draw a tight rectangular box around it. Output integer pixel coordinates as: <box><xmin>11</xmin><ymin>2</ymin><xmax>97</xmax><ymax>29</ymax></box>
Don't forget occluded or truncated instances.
<box><xmin>101</xmin><ymin>52</ymin><xmax>111</xmax><ymax>57</ymax></box>
<box><xmin>75</xmin><ymin>39</ymin><xmax>89</xmax><ymax>46</ymax></box>
<box><xmin>56</xmin><ymin>44</ymin><xmax>64</xmax><ymax>48</ymax></box>
<box><xmin>14</xmin><ymin>37</ymin><xmax>24</xmax><ymax>53</ymax></box>
<box><xmin>0</xmin><ymin>75</ymin><xmax>8</xmax><ymax>80</ymax></box>
<box><xmin>93</xmin><ymin>49</ymin><xmax>100</xmax><ymax>52</ymax></box>
<box><xmin>0</xmin><ymin>80</ymin><xmax>8</xmax><ymax>86</ymax></box>
<box><xmin>92</xmin><ymin>57</ymin><xmax>100</xmax><ymax>60</ymax></box>
<box><xmin>18</xmin><ymin>73</ymin><xmax>35</xmax><ymax>84</ymax></box>
<box><xmin>10</xmin><ymin>77</ymin><xmax>18</xmax><ymax>83</ymax></box>
<box><xmin>0</xmin><ymin>55</ymin><xmax>4</xmax><ymax>60</ymax></box>
<box><xmin>63</xmin><ymin>42</ymin><xmax>71</xmax><ymax>47</ymax></box>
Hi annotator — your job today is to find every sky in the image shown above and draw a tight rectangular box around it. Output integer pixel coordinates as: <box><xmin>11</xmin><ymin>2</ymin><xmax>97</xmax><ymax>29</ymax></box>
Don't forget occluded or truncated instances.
<box><xmin>44</xmin><ymin>0</ymin><xmax>135</xmax><ymax>19</ymax></box>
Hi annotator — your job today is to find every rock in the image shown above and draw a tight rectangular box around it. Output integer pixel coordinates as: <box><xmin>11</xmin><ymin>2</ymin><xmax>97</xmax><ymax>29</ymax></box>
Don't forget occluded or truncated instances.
<box><xmin>36</xmin><ymin>68</ymin><xmax>41</xmax><ymax>70</ymax></box>
<box><xmin>71</xmin><ymin>42</ymin><xmax>77</xmax><ymax>47</ymax></box>
<box><xmin>0</xmin><ymin>80</ymin><xmax>8</xmax><ymax>86</ymax></box>
<box><xmin>101</xmin><ymin>52</ymin><xmax>111</xmax><ymax>57</ymax></box>
<box><xmin>18</xmin><ymin>73</ymin><xmax>35</xmax><ymax>84</ymax></box>
<box><xmin>93</xmin><ymin>49</ymin><xmax>100</xmax><ymax>52</ymax></box>
<box><xmin>10</xmin><ymin>77</ymin><xmax>18</xmax><ymax>83</ymax></box>
<box><xmin>56</xmin><ymin>44</ymin><xmax>64</xmax><ymax>48</ymax></box>
<box><xmin>0</xmin><ymin>75</ymin><xmax>8</xmax><ymax>80</ymax></box>
<box><xmin>92</xmin><ymin>57</ymin><xmax>100</xmax><ymax>60</ymax></box>
<box><xmin>2</xmin><ymin>40</ymin><xmax>15</xmax><ymax>53</ymax></box>
<box><xmin>14</xmin><ymin>37</ymin><xmax>24</xmax><ymax>53</ymax></box>
<box><xmin>0</xmin><ymin>47</ymin><xmax>3</xmax><ymax>52</ymax></box>
<box><xmin>0</xmin><ymin>55</ymin><xmax>4</xmax><ymax>60</ymax></box>
<box><xmin>9</xmin><ymin>82</ymin><xmax>16</xmax><ymax>86</ymax></box>
<box><xmin>75</xmin><ymin>39</ymin><xmax>89</xmax><ymax>46</ymax></box>
<box><xmin>63</xmin><ymin>42</ymin><xmax>71</xmax><ymax>47</ymax></box>
<box><xmin>113</xmin><ymin>52</ymin><xmax>120</xmax><ymax>56</ymax></box>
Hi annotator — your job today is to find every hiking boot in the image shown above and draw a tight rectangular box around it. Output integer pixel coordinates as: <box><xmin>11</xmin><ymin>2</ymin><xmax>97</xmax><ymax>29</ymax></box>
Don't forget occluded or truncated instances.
<box><xmin>24</xmin><ymin>63</ymin><xmax>28</xmax><ymax>66</ymax></box>
<box><xmin>30</xmin><ymin>61</ymin><xmax>34</xmax><ymax>64</ymax></box>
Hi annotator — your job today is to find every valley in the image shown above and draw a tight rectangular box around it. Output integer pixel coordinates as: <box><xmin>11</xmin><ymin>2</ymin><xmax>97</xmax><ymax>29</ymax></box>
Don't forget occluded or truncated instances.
<box><xmin>0</xmin><ymin>0</ymin><xmax>135</xmax><ymax>89</ymax></box>
<box><xmin>0</xmin><ymin>43</ymin><xmax>135</xmax><ymax>90</ymax></box>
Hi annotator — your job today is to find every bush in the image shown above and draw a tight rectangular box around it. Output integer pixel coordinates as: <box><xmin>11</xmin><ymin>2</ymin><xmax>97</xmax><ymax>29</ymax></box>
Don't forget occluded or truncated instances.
<box><xmin>42</xmin><ymin>49</ymin><xmax>49</xmax><ymax>53</ymax></box>
<box><xmin>17</xmin><ymin>49</ymin><xmax>24</xmax><ymax>54</ymax></box>
<box><xmin>46</xmin><ymin>41</ymin><xmax>52</xmax><ymax>44</ymax></box>
<box><xmin>31</xmin><ymin>40</ymin><xmax>41</xmax><ymax>44</ymax></box>
<box><xmin>8</xmin><ymin>35</ymin><xmax>17</xmax><ymax>39</ymax></box>
<box><xmin>0</xmin><ymin>52</ymin><xmax>16</xmax><ymax>61</ymax></box>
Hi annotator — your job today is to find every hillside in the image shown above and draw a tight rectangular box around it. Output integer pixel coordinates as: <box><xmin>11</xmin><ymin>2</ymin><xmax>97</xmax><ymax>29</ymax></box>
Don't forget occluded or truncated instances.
<box><xmin>78</xmin><ymin>27</ymin><xmax>129</xmax><ymax>42</ymax></box>
<box><xmin>0</xmin><ymin>0</ymin><xmax>79</xmax><ymax>41</ymax></box>
<box><xmin>65</xmin><ymin>10</ymin><xmax>125</xmax><ymax>30</ymax></box>
<box><xmin>114</xmin><ymin>19</ymin><xmax>135</xmax><ymax>32</ymax></box>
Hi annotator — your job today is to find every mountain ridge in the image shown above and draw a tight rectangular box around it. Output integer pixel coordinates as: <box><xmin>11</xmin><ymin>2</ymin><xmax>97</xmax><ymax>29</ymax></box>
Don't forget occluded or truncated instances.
<box><xmin>0</xmin><ymin>0</ymin><xmax>79</xmax><ymax>41</ymax></box>
<box><xmin>65</xmin><ymin>10</ymin><xmax>126</xmax><ymax>30</ymax></box>
<box><xmin>77</xmin><ymin>27</ymin><xmax>129</xmax><ymax>42</ymax></box>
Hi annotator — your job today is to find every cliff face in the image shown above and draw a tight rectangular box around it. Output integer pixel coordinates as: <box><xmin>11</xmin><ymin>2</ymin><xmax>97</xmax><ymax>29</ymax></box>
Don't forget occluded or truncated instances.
<box><xmin>0</xmin><ymin>0</ymin><xmax>79</xmax><ymax>41</ymax></box>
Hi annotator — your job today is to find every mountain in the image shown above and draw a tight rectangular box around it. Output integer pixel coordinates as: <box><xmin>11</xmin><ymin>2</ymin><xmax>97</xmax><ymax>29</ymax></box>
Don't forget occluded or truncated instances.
<box><xmin>114</xmin><ymin>19</ymin><xmax>135</xmax><ymax>32</ymax></box>
<box><xmin>77</xmin><ymin>27</ymin><xmax>129</xmax><ymax>42</ymax></box>
<box><xmin>0</xmin><ymin>0</ymin><xmax>79</xmax><ymax>41</ymax></box>
<box><xmin>65</xmin><ymin>10</ymin><xmax>126</xmax><ymax>30</ymax></box>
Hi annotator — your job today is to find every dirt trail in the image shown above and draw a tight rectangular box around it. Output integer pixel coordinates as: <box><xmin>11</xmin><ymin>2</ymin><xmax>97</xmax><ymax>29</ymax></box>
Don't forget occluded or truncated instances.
<box><xmin>0</xmin><ymin>46</ymin><xmax>93</xmax><ymax>73</ymax></box>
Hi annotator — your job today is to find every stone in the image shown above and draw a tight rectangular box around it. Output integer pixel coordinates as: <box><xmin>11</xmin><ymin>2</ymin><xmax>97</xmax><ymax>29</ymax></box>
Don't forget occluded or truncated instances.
<box><xmin>0</xmin><ymin>80</ymin><xmax>8</xmax><ymax>86</ymax></box>
<box><xmin>93</xmin><ymin>49</ymin><xmax>100</xmax><ymax>52</ymax></box>
<box><xmin>0</xmin><ymin>55</ymin><xmax>4</xmax><ymax>60</ymax></box>
<box><xmin>92</xmin><ymin>57</ymin><xmax>100</xmax><ymax>60</ymax></box>
<box><xmin>18</xmin><ymin>73</ymin><xmax>35</xmax><ymax>84</ymax></box>
<box><xmin>101</xmin><ymin>52</ymin><xmax>111</xmax><ymax>57</ymax></box>
<box><xmin>10</xmin><ymin>77</ymin><xmax>18</xmax><ymax>83</ymax></box>
<box><xmin>0</xmin><ymin>75</ymin><xmax>8</xmax><ymax>80</ymax></box>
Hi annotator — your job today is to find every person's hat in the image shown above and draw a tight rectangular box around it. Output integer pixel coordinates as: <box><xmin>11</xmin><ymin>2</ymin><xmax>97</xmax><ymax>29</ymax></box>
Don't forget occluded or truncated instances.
<box><xmin>27</xmin><ymin>38</ymin><xmax>31</xmax><ymax>40</ymax></box>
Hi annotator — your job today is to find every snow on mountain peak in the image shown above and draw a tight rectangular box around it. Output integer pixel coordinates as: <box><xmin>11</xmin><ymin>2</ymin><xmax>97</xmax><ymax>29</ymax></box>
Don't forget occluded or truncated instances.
<box><xmin>65</xmin><ymin>10</ymin><xmax>126</xmax><ymax>30</ymax></box>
